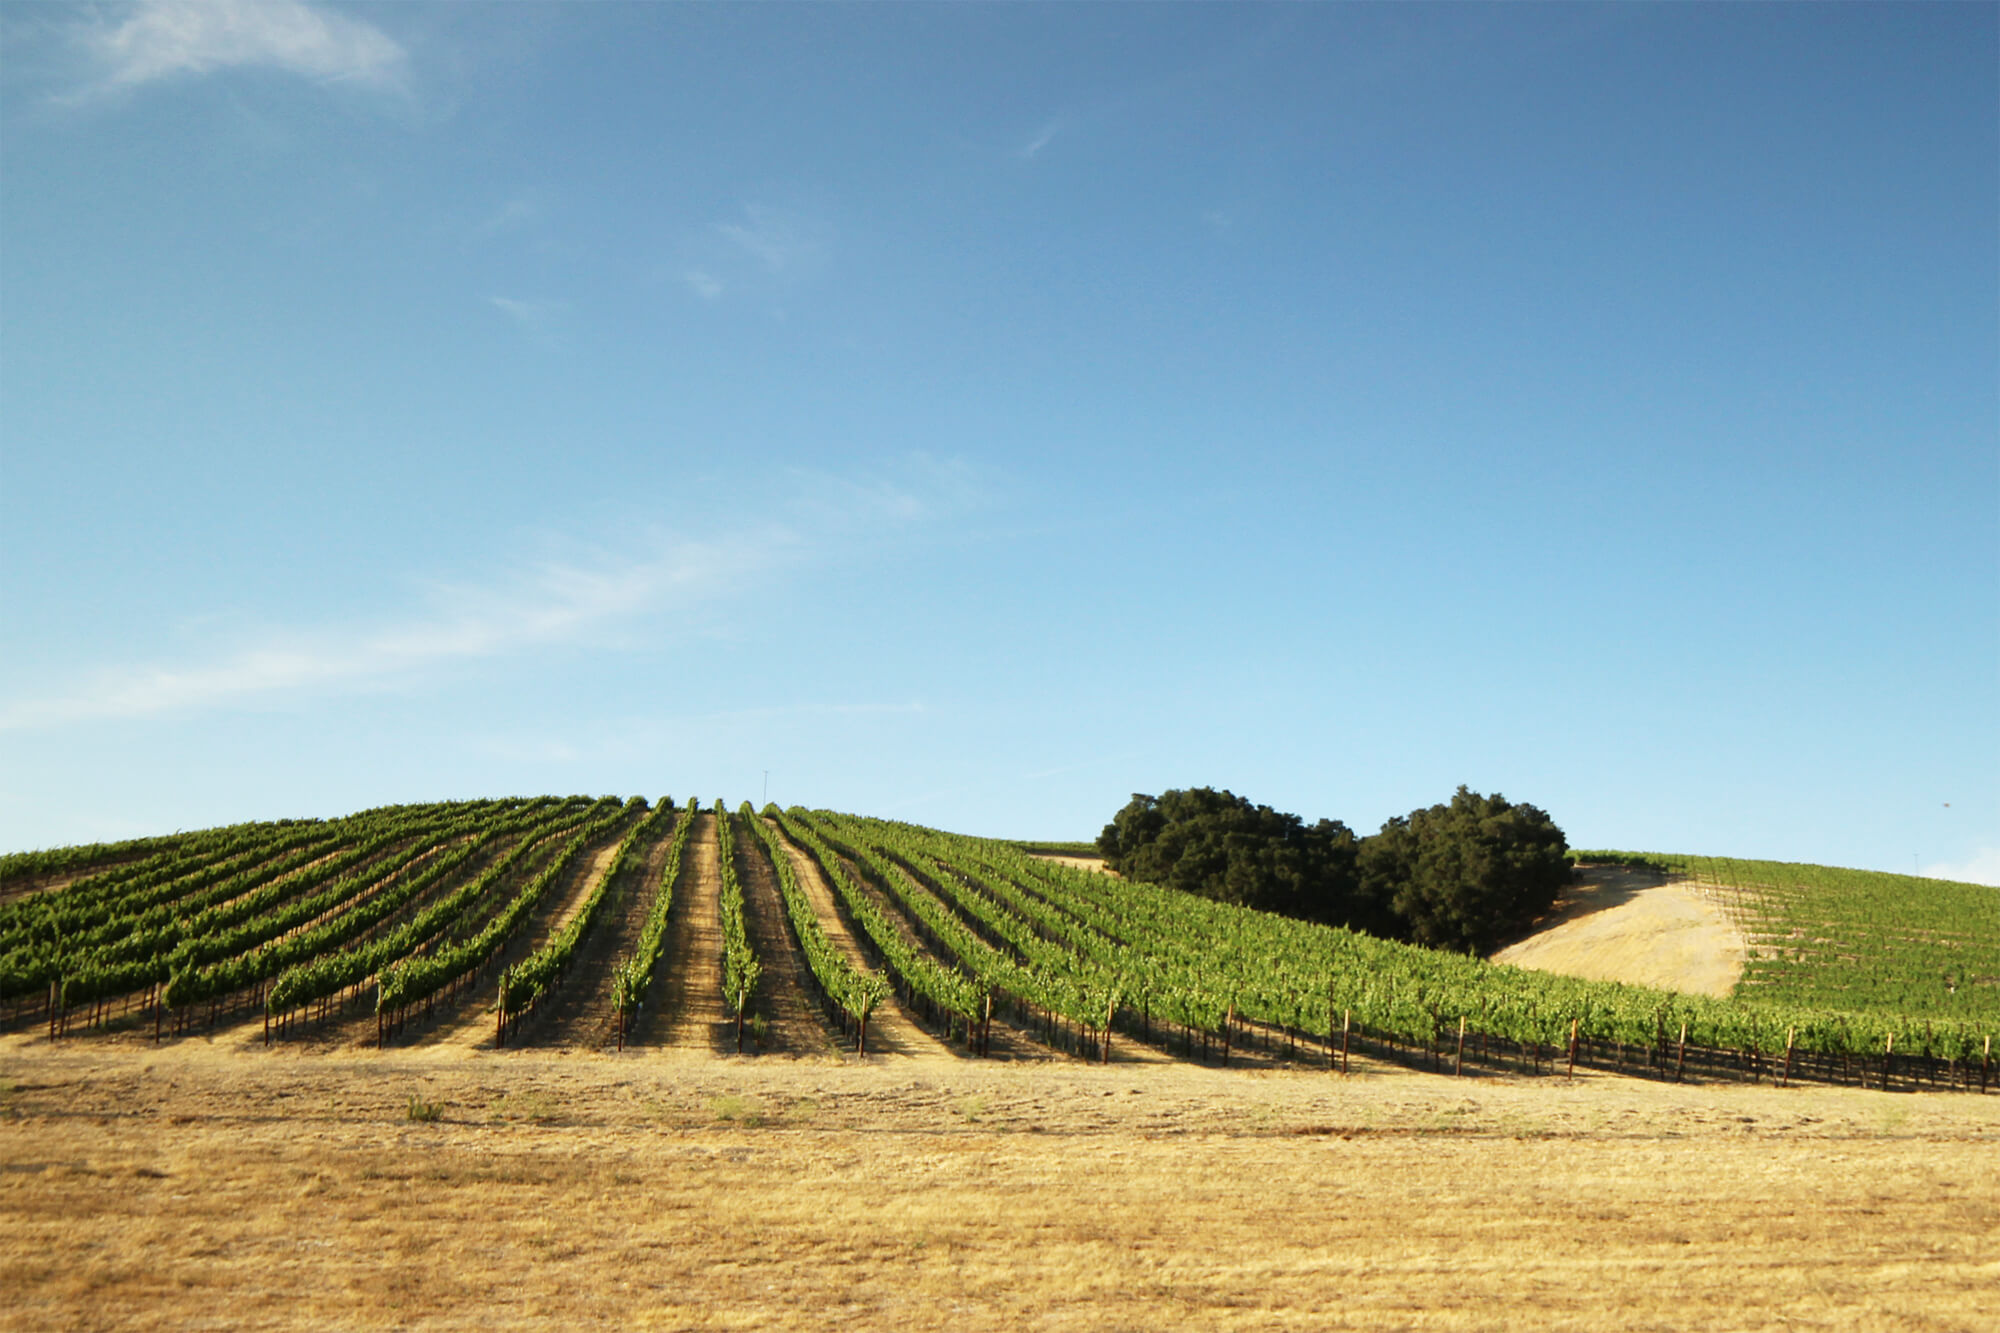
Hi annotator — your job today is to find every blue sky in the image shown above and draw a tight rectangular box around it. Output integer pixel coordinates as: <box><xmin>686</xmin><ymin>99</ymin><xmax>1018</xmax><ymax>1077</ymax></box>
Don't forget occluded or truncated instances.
<box><xmin>3</xmin><ymin>2</ymin><xmax>1995</xmax><ymax>883</ymax></box>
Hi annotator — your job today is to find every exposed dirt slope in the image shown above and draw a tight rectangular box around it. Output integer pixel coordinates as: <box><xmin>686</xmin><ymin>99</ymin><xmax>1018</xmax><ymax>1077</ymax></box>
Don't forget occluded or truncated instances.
<box><xmin>644</xmin><ymin>812</ymin><xmax>728</xmax><ymax>1056</ymax></box>
<box><xmin>1493</xmin><ymin>865</ymin><xmax>1746</xmax><ymax>998</ymax></box>
<box><xmin>732</xmin><ymin>824</ymin><xmax>843</xmax><ymax>1058</ymax></box>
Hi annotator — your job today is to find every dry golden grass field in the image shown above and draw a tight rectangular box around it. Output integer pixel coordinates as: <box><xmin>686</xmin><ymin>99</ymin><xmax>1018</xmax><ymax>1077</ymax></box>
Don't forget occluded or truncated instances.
<box><xmin>4</xmin><ymin>1033</ymin><xmax>1996</xmax><ymax>1332</ymax></box>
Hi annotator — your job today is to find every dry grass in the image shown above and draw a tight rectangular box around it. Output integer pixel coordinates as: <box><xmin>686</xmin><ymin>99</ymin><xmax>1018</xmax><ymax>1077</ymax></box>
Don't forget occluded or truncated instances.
<box><xmin>2</xmin><ymin>1033</ymin><xmax>1996</xmax><ymax>1331</ymax></box>
<box><xmin>1494</xmin><ymin>867</ymin><xmax>1747</xmax><ymax>998</ymax></box>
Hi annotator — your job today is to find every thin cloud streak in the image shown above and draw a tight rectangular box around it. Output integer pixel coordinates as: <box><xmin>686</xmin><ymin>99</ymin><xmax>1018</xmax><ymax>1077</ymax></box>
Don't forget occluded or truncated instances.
<box><xmin>0</xmin><ymin>456</ymin><xmax>987</xmax><ymax>734</ymax></box>
<box><xmin>683</xmin><ymin>269</ymin><xmax>724</xmax><ymax>301</ymax></box>
<box><xmin>78</xmin><ymin>0</ymin><xmax>407</xmax><ymax>92</ymax></box>
<box><xmin>487</xmin><ymin>295</ymin><xmax>566</xmax><ymax>343</ymax></box>
<box><xmin>1015</xmin><ymin>120</ymin><xmax>1062</xmax><ymax>160</ymax></box>
<box><xmin>0</xmin><ymin>531</ymin><xmax>790</xmax><ymax>733</ymax></box>
<box><xmin>716</xmin><ymin>204</ymin><xmax>817</xmax><ymax>273</ymax></box>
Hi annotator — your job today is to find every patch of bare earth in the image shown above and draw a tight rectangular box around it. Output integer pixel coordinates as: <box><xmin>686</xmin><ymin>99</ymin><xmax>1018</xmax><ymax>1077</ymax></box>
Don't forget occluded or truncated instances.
<box><xmin>733</xmin><ymin>824</ymin><xmax>843</xmax><ymax>1059</ymax></box>
<box><xmin>638</xmin><ymin>812</ymin><xmax>728</xmax><ymax>1056</ymax></box>
<box><xmin>2</xmin><ymin>1037</ymin><xmax>1994</xmax><ymax>1332</ymax></box>
<box><xmin>1033</xmin><ymin>853</ymin><xmax>1115</xmax><ymax>875</ymax></box>
<box><xmin>1492</xmin><ymin>866</ymin><xmax>1747</xmax><ymax>998</ymax></box>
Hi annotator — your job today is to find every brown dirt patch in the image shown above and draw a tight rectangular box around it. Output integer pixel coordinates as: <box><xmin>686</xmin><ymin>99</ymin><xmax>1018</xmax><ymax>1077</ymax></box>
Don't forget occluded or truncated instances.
<box><xmin>639</xmin><ymin>812</ymin><xmax>728</xmax><ymax>1056</ymax></box>
<box><xmin>733</xmin><ymin>823</ymin><xmax>843</xmax><ymax>1058</ymax></box>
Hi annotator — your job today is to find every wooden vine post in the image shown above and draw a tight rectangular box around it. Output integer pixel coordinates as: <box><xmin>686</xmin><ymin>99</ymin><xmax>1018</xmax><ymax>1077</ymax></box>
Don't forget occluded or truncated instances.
<box><xmin>1883</xmin><ymin>1032</ymin><xmax>1895</xmax><ymax>1092</ymax></box>
<box><xmin>1326</xmin><ymin>983</ymin><xmax>1337</xmax><ymax>1071</ymax></box>
<box><xmin>1454</xmin><ymin>1016</ymin><xmax>1467</xmax><ymax>1077</ymax></box>
<box><xmin>1102</xmin><ymin>994</ymin><xmax>1115</xmax><ymax>1064</ymax></box>
<box><xmin>1567</xmin><ymin>1017</ymin><xmax>1580</xmax><ymax>1081</ymax></box>
<box><xmin>1341</xmin><ymin>1009</ymin><xmax>1352</xmax><ymax>1076</ymax></box>
<box><xmin>1675</xmin><ymin>1021</ymin><xmax>1688</xmax><ymax>1082</ymax></box>
<box><xmin>736</xmin><ymin>986</ymin><xmax>747</xmax><ymax>1054</ymax></box>
<box><xmin>1780</xmin><ymin>1027</ymin><xmax>1796</xmax><ymax>1088</ymax></box>
<box><xmin>1982</xmin><ymin>1035</ymin><xmax>1991</xmax><ymax>1094</ymax></box>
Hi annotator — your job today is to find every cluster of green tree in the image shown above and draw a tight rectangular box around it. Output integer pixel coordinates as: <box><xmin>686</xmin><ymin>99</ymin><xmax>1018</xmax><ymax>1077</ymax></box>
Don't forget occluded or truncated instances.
<box><xmin>1095</xmin><ymin>786</ymin><xmax>1569</xmax><ymax>954</ymax></box>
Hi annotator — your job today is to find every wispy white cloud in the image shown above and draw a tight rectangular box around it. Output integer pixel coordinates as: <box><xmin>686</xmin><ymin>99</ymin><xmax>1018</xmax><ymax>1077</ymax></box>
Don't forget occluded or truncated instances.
<box><xmin>682</xmin><ymin>268</ymin><xmax>724</xmax><ymax>301</ymax></box>
<box><xmin>781</xmin><ymin>453</ymin><xmax>992</xmax><ymax>529</ymax></box>
<box><xmin>78</xmin><ymin>0</ymin><xmax>406</xmax><ymax>93</ymax></box>
<box><xmin>0</xmin><ymin>457</ymin><xmax>989</xmax><ymax>733</ymax></box>
<box><xmin>716</xmin><ymin>204</ymin><xmax>818</xmax><ymax>274</ymax></box>
<box><xmin>487</xmin><ymin>295</ymin><xmax>567</xmax><ymax>344</ymax></box>
<box><xmin>0</xmin><ymin>530</ymin><xmax>791</xmax><ymax>734</ymax></box>
<box><xmin>1015</xmin><ymin>119</ymin><xmax>1062</xmax><ymax>160</ymax></box>
<box><xmin>475</xmin><ymin>195</ymin><xmax>542</xmax><ymax>238</ymax></box>
<box><xmin>1922</xmin><ymin>847</ymin><xmax>2000</xmax><ymax>888</ymax></box>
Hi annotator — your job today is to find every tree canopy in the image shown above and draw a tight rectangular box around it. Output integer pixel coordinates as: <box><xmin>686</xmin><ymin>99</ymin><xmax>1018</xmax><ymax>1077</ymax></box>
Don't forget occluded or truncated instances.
<box><xmin>1096</xmin><ymin>789</ymin><xmax>1357</xmax><ymax>923</ymax></box>
<box><xmin>1354</xmin><ymin>786</ymin><xmax>1571</xmax><ymax>953</ymax></box>
<box><xmin>1098</xmin><ymin>785</ymin><xmax>1568</xmax><ymax>954</ymax></box>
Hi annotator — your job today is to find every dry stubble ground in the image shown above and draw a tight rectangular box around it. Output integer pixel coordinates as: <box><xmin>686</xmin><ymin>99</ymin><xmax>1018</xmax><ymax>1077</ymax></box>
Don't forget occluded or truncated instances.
<box><xmin>3</xmin><ymin>1034</ymin><xmax>1997</xmax><ymax>1332</ymax></box>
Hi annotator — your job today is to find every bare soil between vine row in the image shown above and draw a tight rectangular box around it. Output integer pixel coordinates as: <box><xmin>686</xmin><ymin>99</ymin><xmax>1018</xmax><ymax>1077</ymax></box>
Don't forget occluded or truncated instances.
<box><xmin>2</xmin><ymin>1036</ymin><xmax>1995</xmax><ymax>1332</ymax></box>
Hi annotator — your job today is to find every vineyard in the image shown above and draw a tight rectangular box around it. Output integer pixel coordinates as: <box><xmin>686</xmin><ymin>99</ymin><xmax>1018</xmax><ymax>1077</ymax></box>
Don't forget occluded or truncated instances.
<box><xmin>2</xmin><ymin>800</ymin><xmax>1994</xmax><ymax>1093</ymax></box>
<box><xmin>1571</xmin><ymin>849</ymin><xmax>2000</xmax><ymax>1020</ymax></box>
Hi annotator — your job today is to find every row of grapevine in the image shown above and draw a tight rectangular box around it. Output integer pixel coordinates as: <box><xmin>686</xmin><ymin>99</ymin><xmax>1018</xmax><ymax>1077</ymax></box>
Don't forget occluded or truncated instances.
<box><xmin>496</xmin><ymin>798</ymin><xmax>674</xmax><ymax>1040</ymax></box>
<box><xmin>770</xmin><ymin>810</ymin><xmax>984</xmax><ymax>1034</ymax></box>
<box><xmin>739</xmin><ymin>807</ymin><xmax>888</xmax><ymax>1047</ymax></box>
<box><xmin>1636</xmin><ymin>854</ymin><xmax>2000</xmax><ymax>1023</ymax></box>
<box><xmin>1025</xmin><ymin>839</ymin><xmax>1998</xmax><ymax>1073</ymax></box>
<box><xmin>1</xmin><ymin>819</ymin><xmax>376</xmax><ymax>991</ymax></box>
<box><xmin>793</xmin><ymin>811</ymin><xmax>1115</xmax><ymax>1054</ymax></box>
<box><xmin>715</xmin><ymin>803</ymin><xmax>761</xmax><ymax>1049</ymax></box>
<box><xmin>25</xmin><ymin>802</ymin><xmax>507</xmax><ymax>1031</ymax></box>
<box><xmin>612</xmin><ymin>797</ymin><xmax>701</xmax><ymax>1043</ymax></box>
<box><xmin>813</xmin><ymin>812</ymin><xmax>1996</xmax><ymax>1085</ymax></box>
<box><xmin>8</xmin><ymin>800</ymin><xmax>1989</xmax><ymax>1089</ymax></box>
<box><xmin>3</xmin><ymin>828</ymin><xmax>332</xmax><ymax>954</ymax></box>
<box><xmin>375</xmin><ymin>798</ymin><xmax>636</xmax><ymax>1042</ymax></box>
<box><xmin>0</xmin><ymin>813</ymin><xmax>330</xmax><ymax>893</ymax></box>
<box><xmin>266</xmin><ymin>798</ymin><xmax>599</xmax><ymax>1036</ymax></box>
<box><xmin>1</xmin><ymin>799</ymin><xmax>506</xmax><ymax>943</ymax></box>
